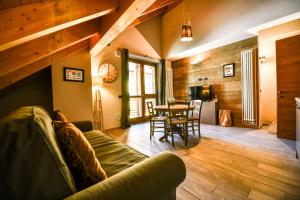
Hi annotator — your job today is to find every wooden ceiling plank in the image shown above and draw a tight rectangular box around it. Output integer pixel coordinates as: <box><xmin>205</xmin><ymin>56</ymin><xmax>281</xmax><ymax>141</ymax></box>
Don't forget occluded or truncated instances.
<box><xmin>128</xmin><ymin>6</ymin><xmax>168</xmax><ymax>29</ymax></box>
<box><xmin>0</xmin><ymin>19</ymin><xmax>100</xmax><ymax>77</ymax></box>
<box><xmin>0</xmin><ymin>0</ymin><xmax>118</xmax><ymax>51</ymax></box>
<box><xmin>127</xmin><ymin>0</ymin><xmax>182</xmax><ymax>31</ymax></box>
<box><xmin>141</xmin><ymin>0</ymin><xmax>177</xmax><ymax>16</ymax></box>
<box><xmin>0</xmin><ymin>39</ymin><xmax>89</xmax><ymax>90</ymax></box>
<box><xmin>90</xmin><ymin>0</ymin><xmax>157</xmax><ymax>57</ymax></box>
<box><xmin>0</xmin><ymin>0</ymin><xmax>42</xmax><ymax>10</ymax></box>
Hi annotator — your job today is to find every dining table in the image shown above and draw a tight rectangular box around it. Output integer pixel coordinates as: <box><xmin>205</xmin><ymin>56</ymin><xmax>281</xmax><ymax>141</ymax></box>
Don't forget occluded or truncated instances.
<box><xmin>154</xmin><ymin>104</ymin><xmax>195</xmax><ymax>112</ymax></box>
<box><xmin>153</xmin><ymin>104</ymin><xmax>195</xmax><ymax>142</ymax></box>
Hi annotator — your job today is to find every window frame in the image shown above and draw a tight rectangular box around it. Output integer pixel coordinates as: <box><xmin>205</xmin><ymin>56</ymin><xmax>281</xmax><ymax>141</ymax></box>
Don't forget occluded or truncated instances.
<box><xmin>128</xmin><ymin>58</ymin><xmax>158</xmax><ymax>123</ymax></box>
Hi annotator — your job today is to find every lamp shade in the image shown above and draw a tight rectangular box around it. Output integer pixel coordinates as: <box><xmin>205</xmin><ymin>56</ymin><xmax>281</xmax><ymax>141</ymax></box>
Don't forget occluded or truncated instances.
<box><xmin>180</xmin><ymin>23</ymin><xmax>193</xmax><ymax>42</ymax></box>
<box><xmin>92</xmin><ymin>76</ymin><xmax>103</xmax><ymax>86</ymax></box>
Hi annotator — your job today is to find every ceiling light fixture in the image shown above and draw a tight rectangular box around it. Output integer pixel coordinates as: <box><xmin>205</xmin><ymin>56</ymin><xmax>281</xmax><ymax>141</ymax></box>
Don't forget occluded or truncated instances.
<box><xmin>181</xmin><ymin>0</ymin><xmax>193</xmax><ymax>42</ymax></box>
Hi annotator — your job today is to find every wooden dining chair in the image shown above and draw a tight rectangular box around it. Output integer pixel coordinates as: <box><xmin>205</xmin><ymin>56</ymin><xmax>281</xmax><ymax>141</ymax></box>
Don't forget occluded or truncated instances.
<box><xmin>166</xmin><ymin>100</ymin><xmax>190</xmax><ymax>147</ymax></box>
<box><xmin>146</xmin><ymin>101</ymin><xmax>167</xmax><ymax>140</ymax></box>
<box><xmin>188</xmin><ymin>100</ymin><xmax>203</xmax><ymax>138</ymax></box>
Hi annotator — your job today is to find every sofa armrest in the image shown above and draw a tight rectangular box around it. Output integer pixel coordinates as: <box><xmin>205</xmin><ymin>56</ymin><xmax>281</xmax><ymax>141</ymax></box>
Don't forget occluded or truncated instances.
<box><xmin>64</xmin><ymin>152</ymin><xmax>186</xmax><ymax>200</ymax></box>
<box><xmin>72</xmin><ymin>121</ymin><xmax>93</xmax><ymax>132</ymax></box>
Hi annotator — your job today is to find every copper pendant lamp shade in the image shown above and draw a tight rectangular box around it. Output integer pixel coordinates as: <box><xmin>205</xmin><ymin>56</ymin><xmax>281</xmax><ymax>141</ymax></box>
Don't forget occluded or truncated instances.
<box><xmin>180</xmin><ymin>0</ymin><xmax>193</xmax><ymax>42</ymax></box>
<box><xmin>181</xmin><ymin>22</ymin><xmax>193</xmax><ymax>42</ymax></box>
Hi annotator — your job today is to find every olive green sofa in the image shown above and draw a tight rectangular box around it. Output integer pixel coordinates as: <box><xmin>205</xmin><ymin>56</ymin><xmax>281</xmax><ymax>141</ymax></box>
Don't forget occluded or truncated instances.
<box><xmin>0</xmin><ymin>106</ymin><xmax>186</xmax><ymax>200</ymax></box>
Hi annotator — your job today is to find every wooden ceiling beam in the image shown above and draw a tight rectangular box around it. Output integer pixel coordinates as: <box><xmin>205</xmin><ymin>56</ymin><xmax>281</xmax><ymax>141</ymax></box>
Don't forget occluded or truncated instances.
<box><xmin>0</xmin><ymin>0</ymin><xmax>118</xmax><ymax>51</ymax></box>
<box><xmin>0</xmin><ymin>39</ymin><xmax>89</xmax><ymax>90</ymax></box>
<box><xmin>89</xmin><ymin>0</ymin><xmax>157</xmax><ymax>57</ymax></box>
<box><xmin>0</xmin><ymin>19</ymin><xmax>100</xmax><ymax>77</ymax></box>
<box><xmin>128</xmin><ymin>0</ymin><xmax>182</xmax><ymax>30</ymax></box>
<box><xmin>128</xmin><ymin>6</ymin><xmax>168</xmax><ymax>29</ymax></box>
<box><xmin>141</xmin><ymin>0</ymin><xmax>178</xmax><ymax>16</ymax></box>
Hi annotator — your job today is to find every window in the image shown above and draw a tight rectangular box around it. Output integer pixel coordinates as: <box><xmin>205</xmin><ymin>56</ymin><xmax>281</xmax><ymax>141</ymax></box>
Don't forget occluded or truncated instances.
<box><xmin>128</xmin><ymin>60</ymin><xmax>157</xmax><ymax>123</ymax></box>
<box><xmin>144</xmin><ymin>65</ymin><xmax>156</xmax><ymax>94</ymax></box>
<box><xmin>129</xmin><ymin>62</ymin><xmax>141</xmax><ymax>96</ymax></box>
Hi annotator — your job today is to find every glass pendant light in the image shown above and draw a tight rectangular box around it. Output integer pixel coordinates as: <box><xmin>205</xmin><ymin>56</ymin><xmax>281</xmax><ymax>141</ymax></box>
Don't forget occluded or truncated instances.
<box><xmin>180</xmin><ymin>0</ymin><xmax>193</xmax><ymax>42</ymax></box>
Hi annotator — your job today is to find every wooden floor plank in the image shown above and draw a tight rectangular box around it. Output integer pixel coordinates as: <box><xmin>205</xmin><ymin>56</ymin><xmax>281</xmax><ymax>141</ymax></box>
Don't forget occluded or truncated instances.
<box><xmin>181</xmin><ymin>179</ymin><xmax>224</xmax><ymax>200</ymax></box>
<box><xmin>248</xmin><ymin>189</ymin><xmax>277</xmax><ymax>200</ymax></box>
<box><xmin>177</xmin><ymin>186</ymin><xmax>201</xmax><ymax>200</ymax></box>
<box><xmin>106</xmin><ymin>123</ymin><xmax>300</xmax><ymax>200</ymax></box>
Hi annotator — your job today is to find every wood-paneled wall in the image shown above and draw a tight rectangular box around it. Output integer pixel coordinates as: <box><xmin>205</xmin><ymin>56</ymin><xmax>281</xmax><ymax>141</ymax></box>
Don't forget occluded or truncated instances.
<box><xmin>172</xmin><ymin>37</ymin><xmax>257</xmax><ymax>127</ymax></box>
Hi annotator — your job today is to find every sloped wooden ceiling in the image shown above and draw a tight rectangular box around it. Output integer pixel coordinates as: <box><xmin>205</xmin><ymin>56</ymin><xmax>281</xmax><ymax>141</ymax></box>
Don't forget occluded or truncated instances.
<box><xmin>0</xmin><ymin>0</ymin><xmax>181</xmax><ymax>90</ymax></box>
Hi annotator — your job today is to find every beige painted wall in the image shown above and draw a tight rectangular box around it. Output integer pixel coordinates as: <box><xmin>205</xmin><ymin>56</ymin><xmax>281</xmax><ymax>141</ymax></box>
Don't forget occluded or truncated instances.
<box><xmin>162</xmin><ymin>0</ymin><xmax>300</xmax><ymax>60</ymax></box>
<box><xmin>52</xmin><ymin>49</ymin><xmax>93</xmax><ymax>121</ymax></box>
<box><xmin>258</xmin><ymin>18</ymin><xmax>300</xmax><ymax>125</ymax></box>
<box><xmin>93</xmin><ymin>27</ymin><xmax>161</xmax><ymax>130</ymax></box>
<box><xmin>136</xmin><ymin>16</ymin><xmax>162</xmax><ymax>56</ymax></box>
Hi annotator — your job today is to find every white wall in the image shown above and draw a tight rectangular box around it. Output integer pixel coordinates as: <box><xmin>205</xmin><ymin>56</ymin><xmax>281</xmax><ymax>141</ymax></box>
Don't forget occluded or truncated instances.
<box><xmin>93</xmin><ymin>26</ymin><xmax>161</xmax><ymax>130</ymax></box>
<box><xmin>136</xmin><ymin>16</ymin><xmax>162</xmax><ymax>56</ymax></box>
<box><xmin>258</xmin><ymin>18</ymin><xmax>300</xmax><ymax>125</ymax></box>
<box><xmin>52</xmin><ymin>49</ymin><xmax>93</xmax><ymax>121</ymax></box>
<box><xmin>162</xmin><ymin>0</ymin><xmax>300</xmax><ymax>60</ymax></box>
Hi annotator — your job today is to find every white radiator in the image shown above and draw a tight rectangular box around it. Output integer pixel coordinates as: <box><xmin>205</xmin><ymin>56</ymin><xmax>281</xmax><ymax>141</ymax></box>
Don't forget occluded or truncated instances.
<box><xmin>241</xmin><ymin>49</ymin><xmax>256</xmax><ymax>124</ymax></box>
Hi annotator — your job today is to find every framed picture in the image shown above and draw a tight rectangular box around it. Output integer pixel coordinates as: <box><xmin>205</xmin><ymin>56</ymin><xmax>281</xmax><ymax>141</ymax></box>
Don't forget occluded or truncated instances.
<box><xmin>63</xmin><ymin>67</ymin><xmax>84</xmax><ymax>82</ymax></box>
<box><xmin>223</xmin><ymin>63</ymin><xmax>235</xmax><ymax>77</ymax></box>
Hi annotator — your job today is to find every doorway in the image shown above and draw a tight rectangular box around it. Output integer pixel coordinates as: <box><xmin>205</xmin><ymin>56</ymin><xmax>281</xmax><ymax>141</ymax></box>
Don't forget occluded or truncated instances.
<box><xmin>276</xmin><ymin>34</ymin><xmax>300</xmax><ymax>140</ymax></box>
<box><xmin>128</xmin><ymin>60</ymin><xmax>157</xmax><ymax>123</ymax></box>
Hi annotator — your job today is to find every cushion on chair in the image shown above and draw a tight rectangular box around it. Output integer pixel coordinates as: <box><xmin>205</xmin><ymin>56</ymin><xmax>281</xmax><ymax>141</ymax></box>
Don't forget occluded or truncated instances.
<box><xmin>188</xmin><ymin>116</ymin><xmax>199</xmax><ymax>121</ymax></box>
<box><xmin>151</xmin><ymin>116</ymin><xmax>167</xmax><ymax>121</ymax></box>
<box><xmin>0</xmin><ymin>106</ymin><xmax>76</xmax><ymax>200</ymax></box>
<box><xmin>54</xmin><ymin>121</ymin><xmax>107</xmax><ymax>190</ymax></box>
<box><xmin>167</xmin><ymin>118</ymin><xmax>187</xmax><ymax>124</ymax></box>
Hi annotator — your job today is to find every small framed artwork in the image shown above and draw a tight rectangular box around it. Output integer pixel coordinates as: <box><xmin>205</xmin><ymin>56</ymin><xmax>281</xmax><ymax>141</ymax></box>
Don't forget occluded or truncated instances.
<box><xmin>223</xmin><ymin>63</ymin><xmax>235</xmax><ymax>77</ymax></box>
<box><xmin>63</xmin><ymin>67</ymin><xmax>84</xmax><ymax>82</ymax></box>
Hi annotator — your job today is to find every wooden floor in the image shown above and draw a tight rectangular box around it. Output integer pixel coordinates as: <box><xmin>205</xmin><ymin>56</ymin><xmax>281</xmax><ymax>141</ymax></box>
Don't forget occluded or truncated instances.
<box><xmin>106</xmin><ymin>123</ymin><xmax>300</xmax><ymax>200</ymax></box>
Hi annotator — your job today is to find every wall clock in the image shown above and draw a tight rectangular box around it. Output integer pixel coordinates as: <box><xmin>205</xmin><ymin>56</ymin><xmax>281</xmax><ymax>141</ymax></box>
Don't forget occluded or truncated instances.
<box><xmin>98</xmin><ymin>63</ymin><xmax>118</xmax><ymax>83</ymax></box>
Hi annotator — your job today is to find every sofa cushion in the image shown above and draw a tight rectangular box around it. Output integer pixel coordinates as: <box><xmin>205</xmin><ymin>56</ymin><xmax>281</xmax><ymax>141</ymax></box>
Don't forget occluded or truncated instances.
<box><xmin>53</xmin><ymin>110</ymin><xmax>68</xmax><ymax>122</ymax></box>
<box><xmin>83</xmin><ymin>130</ymin><xmax>147</xmax><ymax>177</ymax></box>
<box><xmin>54</xmin><ymin>121</ymin><xmax>107</xmax><ymax>190</ymax></box>
<box><xmin>0</xmin><ymin>106</ymin><xmax>76</xmax><ymax>200</ymax></box>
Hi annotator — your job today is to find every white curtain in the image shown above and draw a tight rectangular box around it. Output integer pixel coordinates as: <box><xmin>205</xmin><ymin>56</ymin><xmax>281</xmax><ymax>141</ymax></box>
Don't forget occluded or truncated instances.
<box><xmin>165</xmin><ymin>67</ymin><xmax>174</xmax><ymax>102</ymax></box>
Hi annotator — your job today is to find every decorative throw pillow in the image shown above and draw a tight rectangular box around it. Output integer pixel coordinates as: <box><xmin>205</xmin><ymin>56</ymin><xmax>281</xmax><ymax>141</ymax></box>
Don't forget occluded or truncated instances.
<box><xmin>52</xmin><ymin>110</ymin><xmax>68</xmax><ymax>122</ymax></box>
<box><xmin>54</xmin><ymin>121</ymin><xmax>107</xmax><ymax>190</ymax></box>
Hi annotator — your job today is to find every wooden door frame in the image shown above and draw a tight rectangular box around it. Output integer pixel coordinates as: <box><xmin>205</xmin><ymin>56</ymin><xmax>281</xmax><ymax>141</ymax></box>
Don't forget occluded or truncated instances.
<box><xmin>129</xmin><ymin>59</ymin><xmax>158</xmax><ymax>124</ymax></box>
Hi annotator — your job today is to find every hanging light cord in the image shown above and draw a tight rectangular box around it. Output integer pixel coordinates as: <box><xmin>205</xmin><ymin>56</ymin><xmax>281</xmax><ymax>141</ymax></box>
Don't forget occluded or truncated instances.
<box><xmin>182</xmin><ymin>0</ymin><xmax>186</xmax><ymax>25</ymax></box>
<box><xmin>187</xmin><ymin>0</ymin><xmax>191</xmax><ymax>23</ymax></box>
<box><xmin>187</xmin><ymin>0</ymin><xmax>191</xmax><ymax>24</ymax></box>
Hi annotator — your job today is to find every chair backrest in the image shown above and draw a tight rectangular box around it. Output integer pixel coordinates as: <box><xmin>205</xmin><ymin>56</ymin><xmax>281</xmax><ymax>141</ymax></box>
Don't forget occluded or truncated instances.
<box><xmin>146</xmin><ymin>101</ymin><xmax>154</xmax><ymax>117</ymax></box>
<box><xmin>193</xmin><ymin>100</ymin><xmax>203</xmax><ymax>121</ymax></box>
<box><xmin>167</xmin><ymin>101</ymin><xmax>190</xmax><ymax>124</ymax></box>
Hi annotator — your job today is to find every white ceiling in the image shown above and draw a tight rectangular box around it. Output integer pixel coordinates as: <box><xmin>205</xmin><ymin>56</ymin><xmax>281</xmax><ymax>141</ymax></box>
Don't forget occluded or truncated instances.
<box><xmin>161</xmin><ymin>0</ymin><xmax>300</xmax><ymax>60</ymax></box>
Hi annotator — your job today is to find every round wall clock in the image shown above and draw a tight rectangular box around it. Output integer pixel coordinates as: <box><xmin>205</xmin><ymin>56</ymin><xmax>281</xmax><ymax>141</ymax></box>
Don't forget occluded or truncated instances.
<box><xmin>98</xmin><ymin>63</ymin><xmax>118</xmax><ymax>83</ymax></box>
